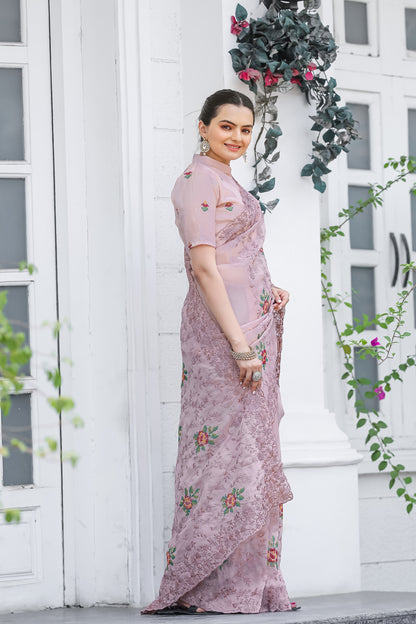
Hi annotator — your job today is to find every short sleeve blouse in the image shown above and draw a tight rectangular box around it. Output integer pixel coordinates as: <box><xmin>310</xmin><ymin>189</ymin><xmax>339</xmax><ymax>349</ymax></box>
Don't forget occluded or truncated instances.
<box><xmin>172</xmin><ymin>154</ymin><xmax>246</xmax><ymax>251</ymax></box>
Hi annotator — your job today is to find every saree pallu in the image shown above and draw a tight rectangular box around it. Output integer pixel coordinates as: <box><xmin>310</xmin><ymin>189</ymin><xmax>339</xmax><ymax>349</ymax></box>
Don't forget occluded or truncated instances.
<box><xmin>142</xmin><ymin>155</ymin><xmax>293</xmax><ymax>614</ymax></box>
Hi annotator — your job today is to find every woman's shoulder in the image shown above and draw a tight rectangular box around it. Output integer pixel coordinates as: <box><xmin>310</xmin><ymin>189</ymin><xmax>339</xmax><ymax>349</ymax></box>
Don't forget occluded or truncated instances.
<box><xmin>172</xmin><ymin>157</ymin><xmax>221</xmax><ymax>199</ymax></box>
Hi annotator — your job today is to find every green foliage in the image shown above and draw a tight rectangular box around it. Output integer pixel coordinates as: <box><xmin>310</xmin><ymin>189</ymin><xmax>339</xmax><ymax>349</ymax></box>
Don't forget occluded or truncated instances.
<box><xmin>0</xmin><ymin>269</ymin><xmax>81</xmax><ymax>522</ymax></box>
<box><xmin>229</xmin><ymin>3</ymin><xmax>358</xmax><ymax>210</ymax></box>
<box><xmin>321</xmin><ymin>156</ymin><xmax>416</xmax><ymax>514</ymax></box>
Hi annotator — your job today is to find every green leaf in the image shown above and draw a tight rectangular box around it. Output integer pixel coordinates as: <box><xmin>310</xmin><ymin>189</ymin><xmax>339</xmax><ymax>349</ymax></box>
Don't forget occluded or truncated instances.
<box><xmin>4</xmin><ymin>509</ymin><xmax>20</xmax><ymax>523</ymax></box>
<box><xmin>356</xmin><ymin>418</ymin><xmax>366</xmax><ymax>428</ymax></box>
<box><xmin>48</xmin><ymin>396</ymin><xmax>74</xmax><ymax>412</ymax></box>
<box><xmin>343</xmin><ymin>344</ymin><xmax>351</xmax><ymax>354</ymax></box>
<box><xmin>397</xmin><ymin>488</ymin><xmax>405</xmax><ymax>497</ymax></box>
<box><xmin>407</xmin><ymin>503</ymin><xmax>413</xmax><ymax>513</ymax></box>
<box><xmin>404</xmin><ymin>476</ymin><xmax>413</xmax><ymax>484</ymax></box>
<box><xmin>45</xmin><ymin>436</ymin><xmax>58</xmax><ymax>452</ymax></box>
<box><xmin>365</xmin><ymin>391</ymin><xmax>376</xmax><ymax>399</ymax></box>
<box><xmin>235</xmin><ymin>3</ymin><xmax>248</xmax><ymax>22</ymax></box>
<box><xmin>378</xmin><ymin>461</ymin><xmax>388</xmax><ymax>471</ymax></box>
<box><xmin>301</xmin><ymin>164</ymin><xmax>313</xmax><ymax>177</ymax></box>
<box><xmin>389</xmin><ymin>478</ymin><xmax>395</xmax><ymax>489</ymax></box>
<box><xmin>347</xmin><ymin>389</ymin><xmax>353</xmax><ymax>400</ymax></box>
<box><xmin>258</xmin><ymin>178</ymin><xmax>275</xmax><ymax>193</ymax></box>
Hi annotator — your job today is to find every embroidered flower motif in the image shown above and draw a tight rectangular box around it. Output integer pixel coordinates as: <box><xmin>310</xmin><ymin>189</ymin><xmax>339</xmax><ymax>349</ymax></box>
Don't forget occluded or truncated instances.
<box><xmin>219</xmin><ymin>558</ymin><xmax>229</xmax><ymax>571</ymax></box>
<box><xmin>194</xmin><ymin>425</ymin><xmax>219</xmax><ymax>453</ymax></box>
<box><xmin>225</xmin><ymin>202</ymin><xmax>234</xmax><ymax>211</ymax></box>
<box><xmin>267</xmin><ymin>535</ymin><xmax>279</xmax><ymax>569</ymax></box>
<box><xmin>181</xmin><ymin>363</ymin><xmax>188</xmax><ymax>387</ymax></box>
<box><xmin>371</xmin><ymin>337</ymin><xmax>380</xmax><ymax>347</ymax></box>
<box><xmin>221</xmin><ymin>487</ymin><xmax>245</xmax><ymax>514</ymax></box>
<box><xmin>188</xmin><ymin>242</ymin><xmax>193</xmax><ymax>249</ymax></box>
<box><xmin>201</xmin><ymin>201</ymin><xmax>209</xmax><ymax>212</ymax></box>
<box><xmin>238</xmin><ymin>68</ymin><xmax>261</xmax><ymax>83</ymax></box>
<box><xmin>180</xmin><ymin>486</ymin><xmax>200</xmax><ymax>516</ymax></box>
<box><xmin>166</xmin><ymin>546</ymin><xmax>176</xmax><ymax>570</ymax></box>
<box><xmin>375</xmin><ymin>386</ymin><xmax>386</xmax><ymax>400</ymax></box>
<box><xmin>230</xmin><ymin>15</ymin><xmax>249</xmax><ymax>35</ymax></box>
<box><xmin>259</xmin><ymin>247</ymin><xmax>264</xmax><ymax>255</ymax></box>
<box><xmin>184</xmin><ymin>171</ymin><xmax>192</xmax><ymax>179</ymax></box>
<box><xmin>279</xmin><ymin>503</ymin><xmax>284</xmax><ymax>519</ymax></box>
<box><xmin>178</xmin><ymin>425</ymin><xmax>182</xmax><ymax>443</ymax></box>
<box><xmin>256</xmin><ymin>342</ymin><xmax>268</xmax><ymax>370</ymax></box>
<box><xmin>259</xmin><ymin>288</ymin><xmax>271</xmax><ymax>315</ymax></box>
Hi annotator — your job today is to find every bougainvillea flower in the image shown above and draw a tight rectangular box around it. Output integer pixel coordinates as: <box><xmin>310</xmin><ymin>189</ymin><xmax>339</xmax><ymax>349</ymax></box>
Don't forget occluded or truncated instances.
<box><xmin>238</xmin><ymin>68</ymin><xmax>261</xmax><ymax>83</ymax></box>
<box><xmin>371</xmin><ymin>338</ymin><xmax>380</xmax><ymax>346</ymax></box>
<box><xmin>305</xmin><ymin>71</ymin><xmax>314</xmax><ymax>81</ymax></box>
<box><xmin>290</xmin><ymin>76</ymin><xmax>301</xmax><ymax>85</ymax></box>
<box><xmin>308</xmin><ymin>63</ymin><xmax>317</xmax><ymax>71</ymax></box>
<box><xmin>231</xmin><ymin>15</ymin><xmax>249</xmax><ymax>35</ymax></box>
<box><xmin>375</xmin><ymin>387</ymin><xmax>386</xmax><ymax>400</ymax></box>
<box><xmin>292</xmin><ymin>68</ymin><xmax>300</xmax><ymax>76</ymax></box>
<box><xmin>264</xmin><ymin>68</ymin><xmax>282</xmax><ymax>86</ymax></box>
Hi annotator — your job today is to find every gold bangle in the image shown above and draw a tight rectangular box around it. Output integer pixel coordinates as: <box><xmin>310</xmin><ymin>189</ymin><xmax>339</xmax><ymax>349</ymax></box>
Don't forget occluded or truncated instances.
<box><xmin>231</xmin><ymin>346</ymin><xmax>256</xmax><ymax>361</ymax></box>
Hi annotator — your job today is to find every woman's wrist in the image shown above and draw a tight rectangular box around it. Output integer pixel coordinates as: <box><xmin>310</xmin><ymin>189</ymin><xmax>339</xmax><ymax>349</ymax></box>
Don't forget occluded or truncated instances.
<box><xmin>230</xmin><ymin>338</ymin><xmax>250</xmax><ymax>352</ymax></box>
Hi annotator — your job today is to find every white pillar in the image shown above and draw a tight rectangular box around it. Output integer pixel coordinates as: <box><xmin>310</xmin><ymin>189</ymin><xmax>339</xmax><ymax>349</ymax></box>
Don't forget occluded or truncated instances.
<box><xmin>181</xmin><ymin>0</ymin><xmax>362</xmax><ymax>596</ymax></box>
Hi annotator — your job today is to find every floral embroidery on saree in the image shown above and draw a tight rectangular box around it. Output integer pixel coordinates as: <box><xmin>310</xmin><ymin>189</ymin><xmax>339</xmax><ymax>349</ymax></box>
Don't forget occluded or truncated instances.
<box><xmin>256</xmin><ymin>342</ymin><xmax>268</xmax><ymax>370</ymax></box>
<box><xmin>225</xmin><ymin>202</ymin><xmax>234</xmax><ymax>211</ymax></box>
<box><xmin>178</xmin><ymin>425</ymin><xmax>182</xmax><ymax>443</ymax></box>
<box><xmin>259</xmin><ymin>288</ymin><xmax>271</xmax><ymax>315</ymax></box>
<box><xmin>221</xmin><ymin>487</ymin><xmax>245</xmax><ymax>514</ymax></box>
<box><xmin>267</xmin><ymin>535</ymin><xmax>279</xmax><ymax>569</ymax></box>
<box><xmin>184</xmin><ymin>170</ymin><xmax>192</xmax><ymax>179</ymax></box>
<box><xmin>181</xmin><ymin>363</ymin><xmax>188</xmax><ymax>387</ymax></box>
<box><xmin>201</xmin><ymin>201</ymin><xmax>209</xmax><ymax>212</ymax></box>
<box><xmin>180</xmin><ymin>486</ymin><xmax>200</xmax><ymax>516</ymax></box>
<box><xmin>194</xmin><ymin>425</ymin><xmax>219</xmax><ymax>452</ymax></box>
<box><xmin>166</xmin><ymin>546</ymin><xmax>176</xmax><ymax>571</ymax></box>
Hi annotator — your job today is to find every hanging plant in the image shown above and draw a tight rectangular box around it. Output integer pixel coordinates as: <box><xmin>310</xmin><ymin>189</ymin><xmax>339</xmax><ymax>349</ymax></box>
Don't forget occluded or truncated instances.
<box><xmin>229</xmin><ymin>0</ymin><xmax>358</xmax><ymax>211</ymax></box>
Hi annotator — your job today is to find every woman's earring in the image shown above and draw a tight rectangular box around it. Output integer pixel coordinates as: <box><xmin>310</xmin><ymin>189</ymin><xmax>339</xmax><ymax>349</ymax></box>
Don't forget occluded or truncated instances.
<box><xmin>200</xmin><ymin>138</ymin><xmax>210</xmax><ymax>155</ymax></box>
<box><xmin>243</xmin><ymin>152</ymin><xmax>247</xmax><ymax>163</ymax></box>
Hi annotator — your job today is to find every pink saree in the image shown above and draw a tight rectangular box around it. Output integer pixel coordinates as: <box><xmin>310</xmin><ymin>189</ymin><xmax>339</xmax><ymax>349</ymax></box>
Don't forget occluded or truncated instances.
<box><xmin>142</xmin><ymin>155</ymin><xmax>293</xmax><ymax>614</ymax></box>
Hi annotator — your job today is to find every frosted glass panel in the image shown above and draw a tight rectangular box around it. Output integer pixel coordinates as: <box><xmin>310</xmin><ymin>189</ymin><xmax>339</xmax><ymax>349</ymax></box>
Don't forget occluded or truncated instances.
<box><xmin>0</xmin><ymin>68</ymin><xmax>24</xmax><ymax>161</ymax></box>
<box><xmin>345</xmin><ymin>1</ymin><xmax>368</xmax><ymax>45</ymax></box>
<box><xmin>347</xmin><ymin>103</ymin><xmax>370</xmax><ymax>169</ymax></box>
<box><xmin>409</xmin><ymin>110</ymin><xmax>416</xmax><ymax>159</ymax></box>
<box><xmin>0</xmin><ymin>178</ymin><xmax>27</xmax><ymax>269</ymax></box>
<box><xmin>1</xmin><ymin>394</ymin><xmax>33</xmax><ymax>486</ymax></box>
<box><xmin>349</xmin><ymin>185</ymin><xmax>373</xmax><ymax>249</ymax></box>
<box><xmin>0</xmin><ymin>0</ymin><xmax>21</xmax><ymax>43</ymax></box>
<box><xmin>406</xmin><ymin>8</ymin><xmax>416</xmax><ymax>51</ymax></box>
<box><xmin>411</xmin><ymin>192</ymin><xmax>416</xmax><ymax>253</ymax></box>
<box><xmin>351</xmin><ymin>266</ymin><xmax>376</xmax><ymax>328</ymax></box>
<box><xmin>354</xmin><ymin>348</ymin><xmax>379</xmax><ymax>412</ymax></box>
<box><xmin>0</xmin><ymin>286</ymin><xmax>30</xmax><ymax>376</ymax></box>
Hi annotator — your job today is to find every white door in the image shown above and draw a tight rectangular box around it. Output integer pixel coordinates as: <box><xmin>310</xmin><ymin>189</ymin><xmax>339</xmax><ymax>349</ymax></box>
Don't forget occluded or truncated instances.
<box><xmin>0</xmin><ymin>0</ymin><xmax>63</xmax><ymax>610</ymax></box>
<box><xmin>326</xmin><ymin>0</ymin><xmax>416</xmax><ymax>469</ymax></box>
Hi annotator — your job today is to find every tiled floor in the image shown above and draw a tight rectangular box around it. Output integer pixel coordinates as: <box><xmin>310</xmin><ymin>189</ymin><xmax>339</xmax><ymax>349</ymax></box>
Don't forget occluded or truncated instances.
<box><xmin>1</xmin><ymin>592</ymin><xmax>416</xmax><ymax>624</ymax></box>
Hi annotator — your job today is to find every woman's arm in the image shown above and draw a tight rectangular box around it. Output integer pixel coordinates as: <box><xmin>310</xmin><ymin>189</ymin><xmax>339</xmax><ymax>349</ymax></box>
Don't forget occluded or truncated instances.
<box><xmin>190</xmin><ymin>245</ymin><xmax>262</xmax><ymax>393</ymax></box>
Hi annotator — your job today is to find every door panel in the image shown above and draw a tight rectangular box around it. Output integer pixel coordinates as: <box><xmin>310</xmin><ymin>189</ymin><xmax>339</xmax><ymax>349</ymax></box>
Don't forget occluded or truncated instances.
<box><xmin>0</xmin><ymin>0</ymin><xmax>63</xmax><ymax>611</ymax></box>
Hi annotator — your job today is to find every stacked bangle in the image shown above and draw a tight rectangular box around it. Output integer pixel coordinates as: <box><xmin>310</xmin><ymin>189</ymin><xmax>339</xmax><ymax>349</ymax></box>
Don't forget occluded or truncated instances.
<box><xmin>231</xmin><ymin>346</ymin><xmax>256</xmax><ymax>361</ymax></box>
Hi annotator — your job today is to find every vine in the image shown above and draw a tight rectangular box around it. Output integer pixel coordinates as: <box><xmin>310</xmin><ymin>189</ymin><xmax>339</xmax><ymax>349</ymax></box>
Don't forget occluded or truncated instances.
<box><xmin>229</xmin><ymin>1</ymin><xmax>358</xmax><ymax>211</ymax></box>
<box><xmin>321</xmin><ymin>156</ymin><xmax>416</xmax><ymax>513</ymax></box>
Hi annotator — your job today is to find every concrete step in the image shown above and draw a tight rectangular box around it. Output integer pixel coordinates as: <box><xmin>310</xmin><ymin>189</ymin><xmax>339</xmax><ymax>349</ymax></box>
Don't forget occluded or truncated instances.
<box><xmin>1</xmin><ymin>592</ymin><xmax>416</xmax><ymax>624</ymax></box>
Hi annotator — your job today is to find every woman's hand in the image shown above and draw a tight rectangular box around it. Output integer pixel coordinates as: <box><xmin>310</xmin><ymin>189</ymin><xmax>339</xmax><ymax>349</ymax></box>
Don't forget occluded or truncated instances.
<box><xmin>271</xmin><ymin>286</ymin><xmax>290</xmax><ymax>312</ymax></box>
<box><xmin>236</xmin><ymin>357</ymin><xmax>263</xmax><ymax>395</ymax></box>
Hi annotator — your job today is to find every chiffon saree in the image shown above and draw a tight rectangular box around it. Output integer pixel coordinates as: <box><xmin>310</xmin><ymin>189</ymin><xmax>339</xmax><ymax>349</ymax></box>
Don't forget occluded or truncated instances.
<box><xmin>142</xmin><ymin>154</ymin><xmax>293</xmax><ymax>614</ymax></box>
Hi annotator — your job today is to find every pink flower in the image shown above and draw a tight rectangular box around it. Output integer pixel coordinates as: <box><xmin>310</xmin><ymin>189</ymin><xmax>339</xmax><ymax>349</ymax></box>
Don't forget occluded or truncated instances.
<box><xmin>292</xmin><ymin>68</ymin><xmax>300</xmax><ymax>76</ymax></box>
<box><xmin>238</xmin><ymin>67</ymin><xmax>261</xmax><ymax>83</ymax></box>
<box><xmin>371</xmin><ymin>338</ymin><xmax>380</xmax><ymax>347</ymax></box>
<box><xmin>290</xmin><ymin>77</ymin><xmax>301</xmax><ymax>85</ymax></box>
<box><xmin>264</xmin><ymin>68</ymin><xmax>282</xmax><ymax>86</ymax></box>
<box><xmin>305</xmin><ymin>71</ymin><xmax>314</xmax><ymax>81</ymax></box>
<box><xmin>231</xmin><ymin>15</ymin><xmax>249</xmax><ymax>35</ymax></box>
<box><xmin>308</xmin><ymin>63</ymin><xmax>317</xmax><ymax>71</ymax></box>
<box><xmin>375</xmin><ymin>387</ymin><xmax>386</xmax><ymax>400</ymax></box>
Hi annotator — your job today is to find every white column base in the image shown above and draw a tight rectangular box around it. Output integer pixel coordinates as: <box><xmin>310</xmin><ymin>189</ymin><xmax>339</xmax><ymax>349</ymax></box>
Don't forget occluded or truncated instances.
<box><xmin>280</xmin><ymin>410</ymin><xmax>362</xmax><ymax>597</ymax></box>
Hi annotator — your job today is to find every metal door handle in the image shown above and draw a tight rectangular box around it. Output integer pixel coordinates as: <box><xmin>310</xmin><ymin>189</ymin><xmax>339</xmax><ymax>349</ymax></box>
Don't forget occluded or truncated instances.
<box><xmin>400</xmin><ymin>233</ymin><xmax>411</xmax><ymax>288</ymax></box>
<box><xmin>390</xmin><ymin>232</ymin><xmax>399</xmax><ymax>287</ymax></box>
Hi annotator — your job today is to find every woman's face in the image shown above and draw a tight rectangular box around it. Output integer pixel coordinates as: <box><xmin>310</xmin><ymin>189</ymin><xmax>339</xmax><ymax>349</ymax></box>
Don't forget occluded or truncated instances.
<box><xmin>198</xmin><ymin>103</ymin><xmax>254</xmax><ymax>165</ymax></box>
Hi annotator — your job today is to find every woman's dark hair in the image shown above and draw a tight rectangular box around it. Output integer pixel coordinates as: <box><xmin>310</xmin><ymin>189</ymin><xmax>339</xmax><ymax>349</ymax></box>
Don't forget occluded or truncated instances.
<box><xmin>199</xmin><ymin>89</ymin><xmax>255</xmax><ymax>126</ymax></box>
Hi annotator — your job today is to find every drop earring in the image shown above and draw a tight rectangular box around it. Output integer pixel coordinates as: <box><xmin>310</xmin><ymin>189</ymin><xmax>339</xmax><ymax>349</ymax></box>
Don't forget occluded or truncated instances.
<box><xmin>243</xmin><ymin>152</ymin><xmax>247</xmax><ymax>163</ymax></box>
<box><xmin>200</xmin><ymin>138</ymin><xmax>210</xmax><ymax>155</ymax></box>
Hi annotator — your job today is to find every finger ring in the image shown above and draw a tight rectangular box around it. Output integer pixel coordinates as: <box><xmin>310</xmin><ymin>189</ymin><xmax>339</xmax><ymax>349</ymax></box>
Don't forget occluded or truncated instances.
<box><xmin>252</xmin><ymin>371</ymin><xmax>262</xmax><ymax>382</ymax></box>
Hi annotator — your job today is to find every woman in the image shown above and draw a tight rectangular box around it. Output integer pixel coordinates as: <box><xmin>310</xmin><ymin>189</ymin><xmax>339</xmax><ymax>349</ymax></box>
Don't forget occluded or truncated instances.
<box><xmin>142</xmin><ymin>89</ymin><xmax>294</xmax><ymax>615</ymax></box>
